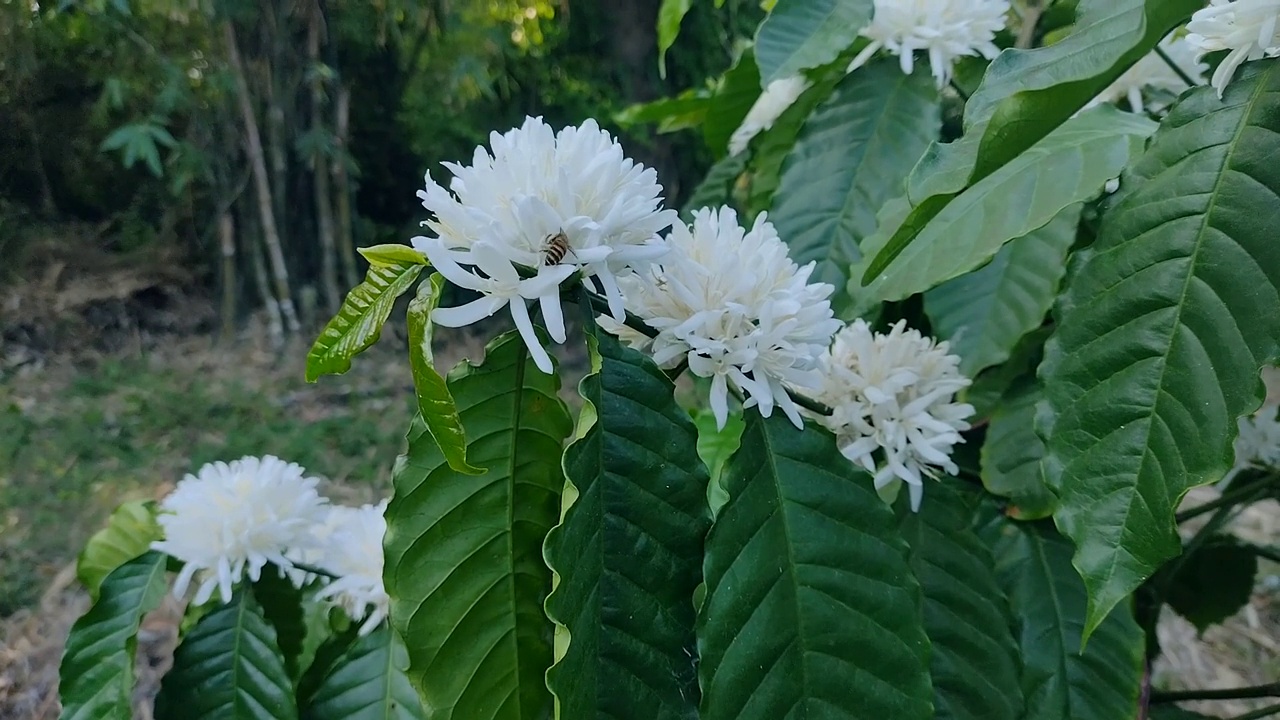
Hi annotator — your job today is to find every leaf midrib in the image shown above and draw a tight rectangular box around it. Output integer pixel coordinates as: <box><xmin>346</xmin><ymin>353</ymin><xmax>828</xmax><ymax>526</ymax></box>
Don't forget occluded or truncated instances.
<box><xmin>1091</xmin><ymin>73</ymin><xmax>1270</xmax><ymax>605</ymax></box>
<box><xmin>1028</xmin><ymin>531</ymin><xmax>1072</xmax><ymax>717</ymax></box>
<box><xmin>503</xmin><ymin>340</ymin><xmax>534</xmax><ymax>720</ymax></box>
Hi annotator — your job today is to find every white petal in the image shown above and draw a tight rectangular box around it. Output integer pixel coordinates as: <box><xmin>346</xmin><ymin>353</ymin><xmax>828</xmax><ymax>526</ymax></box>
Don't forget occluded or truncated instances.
<box><xmin>417</xmin><ymin>240</ymin><xmax>488</xmax><ymax>292</ymax></box>
<box><xmin>433</xmin><ymin>295</ymin><xmax>508</xmax><ymax>327</ymax></box>
<box><xmin>471</xmin><ymin>242</ymin><xmax>520</xmax><ymax>284</ymax></box>
<box><xmin>540</xmin><ymin>291</ymin><xmax>567</xmax><ymax>343</ymax></box>
<box><xmin>510</xmin><ymin>298</ymin><xmax>554</xmax><ymax>373</ymax></box>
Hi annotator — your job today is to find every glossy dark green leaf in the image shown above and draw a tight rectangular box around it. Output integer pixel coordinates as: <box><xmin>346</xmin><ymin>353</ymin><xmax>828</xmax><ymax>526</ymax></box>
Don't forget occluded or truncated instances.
<box><xmin>302</xmin><ymin>626</ymin><xmax>425</xmax><ymax>720</ymax></box>
<box><xmin>1041</xmin><ymin>64</ymin><xmax>1280</xmax><ymax>637</ymax></box>
<box><xmin>154</xmin><ymin>592</ymin><xmax>298</xmax><ymax>720</ymax></box>
<box><xmin>861</xmin><ymin>0</ymin><xmax>1203</xmax><ymax>284</ymax></box>
<box><xmin>698</xmin><ymin>412</ymin><xmax>931</xmax><ymax>719</ymax></box>
<box><xmin>1164</xmin><ymin>537</ymin><xmax>1258</xmax><ymax>633</ymax></box>
<box><xmin>981</xmin><ymin>518</ymin><xmax>1145</xmax><ymax>720</ymax></box>
<box><xmin>704</xmin><ymin>51</ymin><xmax>761</xmax><ymax>159</ymax></box>
<box><xmin>384</xmin><ymin>331</ymin><xmax>570</xmax><ymax>720</ymax></box>
<box><xmin>900</xmin><ymin>485</ymin><xmax>1022</xmax><ymax>720</ymax></box>
<box><xmin>924</xmin><ymin>205</ymin><xmax>1081</xmax><ymax>378</ymax></box>
<box><xmin>754</xmin><ymin>0</ymin><xmax>872</xmax><ymax>86</ymax></box>
<box><xmin>980</xmin><ymin>383</ymin><xmax>1057</xmax><ymax>521</ymax></box>
<box><xmin>59</xmin><ymin>551</ymin><xmax>168</xmax><ymax>720</ymax></box>
<box><xmin>693</xmin><ymin>409</ymin><xmax>744</xmax><ymax>518</ymax></box>
<box><xmin>253</xmin><ymin>568</ymin><xmax>307</xmax><ymax>680</ymax></box>
<box><xmin>305</xmin><ymin>252</ymin><xmax>424</xmax><ymax>382</ymax></box>
<box><xmin>769</xmin><ymin>59</ymin><xmax>938</xmax><ymax>304</ymax></box>
<box><xmin>77</xmin><ymin>500</ymin><xmax>162</xmax><ymax>601</ymax></box>
<box><xmin>863</xmin><ymin>107</ymin><xmax>1153</xmax><ymax>300</ymax></box>
<box><xmin>406</xmin><ymin>273</ymin><xmax>480</xmax><ymax>475</ymax></box>
<box><xmin>543</xmin><ymin>316</ymin><xmax>711</xmax><ymax>719</ymax></box>
<box><xmin>745</xmin><ymin>67</ymin><xmax>842</xmax><ymax>213</ymax></box>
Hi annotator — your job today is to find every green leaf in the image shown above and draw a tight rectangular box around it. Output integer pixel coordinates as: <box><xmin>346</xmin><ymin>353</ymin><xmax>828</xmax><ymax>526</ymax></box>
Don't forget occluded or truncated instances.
<box><xmin>754</xmin><ymin>0</ymin><xmax>872</xmax><ymax>86</ymax></box>
<box><xmin>981</xmin><ymin>383</ymin><xmax>1057</xmax><ymax>520</ymax></box>
<box><xmin>302</xmin><ymin>626</ymin><xmax>425</xmax><ymax>720</ymax></box>
<box><xmin>59</xmin><ymin>551</ymin><xmax>168</xmax><ymax>720</ymax></box>
<box><xmin>384</xmin><ymin>331</ymin><xmax>570</xmax><ymax>720</ymax></box>
<box><xmin>358</xmin><ymin>244</ymin><xmax>427</xmax><ymax>267</ymax></box>
<box><xmin>615</xmin><ymin>91</ymin><xmax>710</xmax><ymax>133</ymax></box>
<box><xmin>406</xmin><ymin>274</ymin><xmax>481</xmax><ymax>475</ymax></box>
<box><xmin>861</xmin><ymin>0</ymin><xmax>1203</xmax><ymax>284</ymax></box>
<box><xmin>744</xmin><ymin>67</ymin><xmax>842</xmax><ymax>213</ymax></box>
<box><xmin>1041</xmin><ymin>64</ymin><xmax>1280</xmax><ymax>637</ymax></box>
<box><xmin>77</xmin><ymin>500</ymin><xmax>162</xmax><ymax>601</ymax></box>
<box><xmin>981</xmin><ymin>518</ymin><xmax>1145</xmax><ymax>720</ymax></box>
<box><xmin>698</xmin><ymin>412</ymin><xmax>932</xmax><ymax>719</ymax></box>
<box><xmin>657</xmin><ymin>0</ymin><xmax>694</xmax><ymax>77</ymax></box>
<box><xmin>1164</xmin><ymin>537</ymin><xmax>1258</xmax><ymax>633</ymax></box>
<box><xmin>306</xmin><ymin>256</ymin><xmax>423</xmax><ymax>382</ymax></box>
<box><xmin>693</xmin><ymin>409</ymin><xmax>744</xmax><ymax>519</ymax></box>
<box><xmin>682</xmin><ymin>153</ymin><xmax>748</xmax><ymax>219</ymax></box>
<box><xmin>925</xmin><ymin>205</ymin><xmax>1081</xmax><ymax>378</ymax></box>
<box><xmin>543</xmin><ymin>314</ymin><xmax>711</xmax><ymax>718</ymax></box>
<box><xmin>253</xmin><ymin>569</ymin><xmax>307</xmax><ymax>680</ymax></box>
<box><xmin>900</xmin><ymin>485</ymin><xmax>1022</xmax><ymax>720</ymax></box>
<box><xmin>154</xmin><ymin>592</ymin><xmax>299</xmax><ymax>720</ymax></box>
<box><xmin>704</xmin><ymin>51</ymin><xmax>762</xmax><ymax>159</ymax></box>
<box><xmin>769</xmin><ymin>58</ymin><xmax>938</xmax><ymax>304</ymax></box>
<box><xmin>863</xmin><ymin>106</ymin><xmax>1154</xmax><ymax>300</ymax></box>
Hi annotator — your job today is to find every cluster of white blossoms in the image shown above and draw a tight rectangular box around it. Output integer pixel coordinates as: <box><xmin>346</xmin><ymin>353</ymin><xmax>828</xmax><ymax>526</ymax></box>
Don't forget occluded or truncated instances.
<box><xmin>152</xmin><ymin>456</ymin><xmax>390</xmax><ymax>634</ymax></box>
<box><xmin>413</xmin><ymin>116</ymin><xmax>975</xmax><ymax>509</ymax></box>
<box><xmin>813</xmin><ymin>321</ymin><xmax>974</xmax><ymax>511</ymax></box>
<box><xmin>605</xmin><ymin>206</ymin><xmax>841</xmax><ymax>431</ymax></box>
<box><xmin>412</xmin><ymin>116</ymin><xmax>675</xmax><ymax>373</ymax></box>
<box><xmin>848</xmin><ymin>0</ymin><xmax>1010</xmax><ymax>87</ymax></box>
<box><xmin>1089</xmin><ymin>33</ymin><xmax>1206</xmax><ymax>113</ymax></box>
<box><xmin>1231</xmin><ymin>406</ymin><xmax>1280</xmax><ymax>480</ymax></box>
<box><xmin>1187</xmin><ymin>0</ymin><xmax>1280</xmax><ymax>97</ymax></box>
<box><xmin>727</xmin><ymin>75</ymin><xmax>811</xmax><ymax>156</ymax></box>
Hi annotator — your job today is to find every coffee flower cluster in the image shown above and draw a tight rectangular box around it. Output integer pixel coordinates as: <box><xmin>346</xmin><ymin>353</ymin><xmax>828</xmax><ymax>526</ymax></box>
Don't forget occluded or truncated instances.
<box><xmin>1187</xmin><ymin>0</ymin><xmax>1280</xmax><ymax>97</ymax></box>
<box><xmin>412</xmin><ymin>117</ymin><xmax>976</xmax><ymax>507</ymax></box>
<box><xmin>152</xmin><ymin>456</ymin><xmax>390</xmax><ymax>634</ymax></box>
<box><xmin>848</xmin><ymin>0</ymin><xmax>1010</xmax><ymax>87</ymax></box>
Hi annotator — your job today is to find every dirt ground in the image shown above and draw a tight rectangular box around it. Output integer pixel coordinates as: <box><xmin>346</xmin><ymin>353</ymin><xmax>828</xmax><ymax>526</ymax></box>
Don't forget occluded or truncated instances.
<box><xmin>0</xmin><ymin>229</ymin><xmax>1275</xmax><ymax>719</ymax></box>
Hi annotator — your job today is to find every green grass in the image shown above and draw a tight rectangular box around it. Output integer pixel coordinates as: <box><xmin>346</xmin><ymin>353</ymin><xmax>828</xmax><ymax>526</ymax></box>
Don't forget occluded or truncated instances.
<box><xmin>0</xmin><ymin>344</ymin><xmax>416</xmax><ymax>615</ymax></box>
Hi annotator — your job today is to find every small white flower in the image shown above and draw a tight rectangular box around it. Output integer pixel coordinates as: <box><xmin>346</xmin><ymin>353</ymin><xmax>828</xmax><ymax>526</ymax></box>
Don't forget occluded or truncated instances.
<box><xmin>1187</xmin><ymin>0</ymin><xmax>1280</xmax><ymax>98</ymax></box>
<box><xmin>848</xmin><ymin>0</ymin><xmax>1011</xmax><ymax>87</ymax></box>
<box><xmin>412</xmin><ymin>116</ymin><xmax>676</xmax><ymax>372</ymax></box>
<box><xmin>612</xmin><ymin>205</ymin><xmax>842</xmax><ymax>431</ymax></box>
<box><xmin>313</xmin><ymin>500</ymin><xmax>390</xmax><ymax>636</ymax></box>
<box><xmin>814</xmin><ymin>320</ymin><xmax>974</xmax><ymax>511</ymax></box>
<box><xmin>1090</xmin><ymin>33</ymin><xmax>1206</xmax><ymax>113</ymax></box>
<box><xmin>727</xmin><ymin>75</ymin><xmax>811</xmax><ymax>156</ymax></box>
<box><xmin>151</xmin><ymin>456</ymin><xmax>330</xmax><ymax>605</ymax></box>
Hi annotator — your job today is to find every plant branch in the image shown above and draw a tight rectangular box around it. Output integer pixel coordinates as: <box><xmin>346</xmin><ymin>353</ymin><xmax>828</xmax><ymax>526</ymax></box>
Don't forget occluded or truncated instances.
<box><xmin>1176</xmin><ymin>475</ymin><xmax>1273</xmax><ymax>523</ymax></box>
<box><xmin>289</xmin><ymin>561</ymin><xmax>340</xmax><ymax>580</ymax></box>
<box><xmin>1015</xmin><ymin>0</ymin><xmax>1043</xmax><ymax>49</ymax></box>
<box><xmin>1154</xmin><ymin>45</ymin><xmax>1198</xmax><ymax>88</ymax></box>
<box><xmin>1245</xmin><ymin>543</ymin><xmax>1280</xmax><ymax>564</ymax></box>
<box><xmin>1230</xmin><ymin>701</ymin><xmax>1280</xmax><ymax>720</ymax></box>
<box><xmin>1150</xmin><ymin>683</ymin><xmax>1280</xmax><ymax>704</ymax></box>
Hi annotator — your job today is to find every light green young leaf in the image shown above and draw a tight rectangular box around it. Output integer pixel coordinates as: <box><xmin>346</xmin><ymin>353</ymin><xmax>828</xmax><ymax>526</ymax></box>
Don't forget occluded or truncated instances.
<box><xmin>693</xmin><ymin>409</ymin><xmax>744</xmax><ymax>518</ymax></box>
<box><xmin>305</xmin><ymin>256</ymin><xmax>423</xmax><ymax>382</ymax></box>
<box><xmin>754</xmin><ymin>0</ymin><xmax>872</xmax><ymax>86</ymax></box>
<box><xmin>358</xmin><ymin>244</ymin><xmax>427</xmax><ymax>267</ymax></box>
<box><xmin>863</xmin><ymin>106</ymin><xmax>1152</xmax><ymax>301</ymax></box>
<box><xmin>544</xmin><ymin>308</ymin><xmax>710</xmax><ymax>718</ymax></box>
<box><xmin>406</xmin><ymin>274</ymin><xmax>480</xmax><ymax>475</ymax></box>
<box><xmin>59</xmin><ymin>551</ymin><xmax>168</xmax><ymax>720</ymax></box>
<box><xmin>698</xmin><ymin>413</ymin><xmax>931</xmax><ymax>719</ymax></box>
<box><xmin>657</xmin><ymin>0</ymin><xmax>694</xmax><ymax>77</ymax></box>
<box><xmin>1041</xmin><ymin>64</ymin><xmax>1280</xmax><ymax>638</ymax></box>
<box><xmin>384</xmin><ymin>331</ymin><xmax>571</xmax><ymax>720</ymax></box>
<box><xmin>77</xmin><ymin>500</ymin><xmax>162</xmax><ymax>601</ymax></box>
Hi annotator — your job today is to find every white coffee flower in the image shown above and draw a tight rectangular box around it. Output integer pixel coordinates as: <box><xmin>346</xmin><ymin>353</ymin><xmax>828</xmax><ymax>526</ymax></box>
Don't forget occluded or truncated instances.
<box><xmin>814</xmin><ymin>320</ymin><xmax>974</xmax><ymax>511</ymax></box>
<box><xmin>1090</xmin><ymin>33</ymin><xmax>1206</xmax><ymax>113</ymax></box>
<box><xmin>727</xmin><ymin>75</ymin><xmax>811</xmax><ymax>156</ymax></box>
<box><xmin>612</xmin><ymin>205</ymin><xmax>841</xmax><ymax>431</ymax></box>
<box><xmin>412</xmin><ymin>116</ymin><xmax>676</xmax><ymax>373</ymax></box>
<box><xmin>848</xmin><ymin>0</ymin><xmax>1011</xmax><ymax>87</ymax></box>
<box><xmin>313</xmin><ymin>500</ymin><xmax>390</xmax><ymax>636</ymax></box>
<box><xmin>1187</xmin><ymin>0</ymin><xmax>1280</xmax><ymax>97</ymax></box>
<box><xmin>151</xmin><ymin>456</ymin><xmax>330</xmax><ymax>605</ymax></box>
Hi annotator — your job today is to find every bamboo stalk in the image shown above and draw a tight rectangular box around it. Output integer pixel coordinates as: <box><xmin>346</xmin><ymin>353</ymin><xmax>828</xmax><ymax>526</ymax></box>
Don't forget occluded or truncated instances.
<box><xmin>334</xmin><ymin>84</ymin><xmax>358</xmax><ymax>288</ymax></box>
<box><xmin>224</xmin><ymin>20</ymin><xmax>300</xmax><ymax>332</ymax></box>
<box><xmin>242</xmin><ymin>205</ymin><xmax>284</xmax><ymax>345</ymax></box>
<box><xmin>218</xmin><ymin>212</ymin><xmax>237</xmax><ymax>342</ymax></box>
<box><xmin>309</xmin><ymin>5</ymin><xmax>340</xmax><ymax>313</ymax></box>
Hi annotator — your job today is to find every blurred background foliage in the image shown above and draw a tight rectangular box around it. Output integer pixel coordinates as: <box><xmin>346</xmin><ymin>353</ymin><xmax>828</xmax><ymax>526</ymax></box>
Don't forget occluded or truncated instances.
<box><xmin>0</xmin><ymin>0</ymin><xmax>761</xmax><ymax>334</ymax></box>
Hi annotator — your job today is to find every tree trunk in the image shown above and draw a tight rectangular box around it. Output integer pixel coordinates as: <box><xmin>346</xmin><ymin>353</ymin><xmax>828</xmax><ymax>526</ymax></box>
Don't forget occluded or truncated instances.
<box><xmin>242</xmin><ymin>203</ymin><xmax>285</xmax><ymax>345</ymax></box>
<box><xmin>218</xmin><ymin>212</ymin><xmax>237</xmax><ymax>342</ymax></box>
<box><xmin>309</xmin><ymin>6</ymin><xmax>340</xmax><ymax>313</ymax></box>
<box><xmin>334</xmin><ymin>84</ymin><xmax>358</xmax><ymax>289</ymax></box>
<box><xmin>224</xmin><ymin>21</ymin><xmax>301</xmax><ymax>332</ymax></box>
